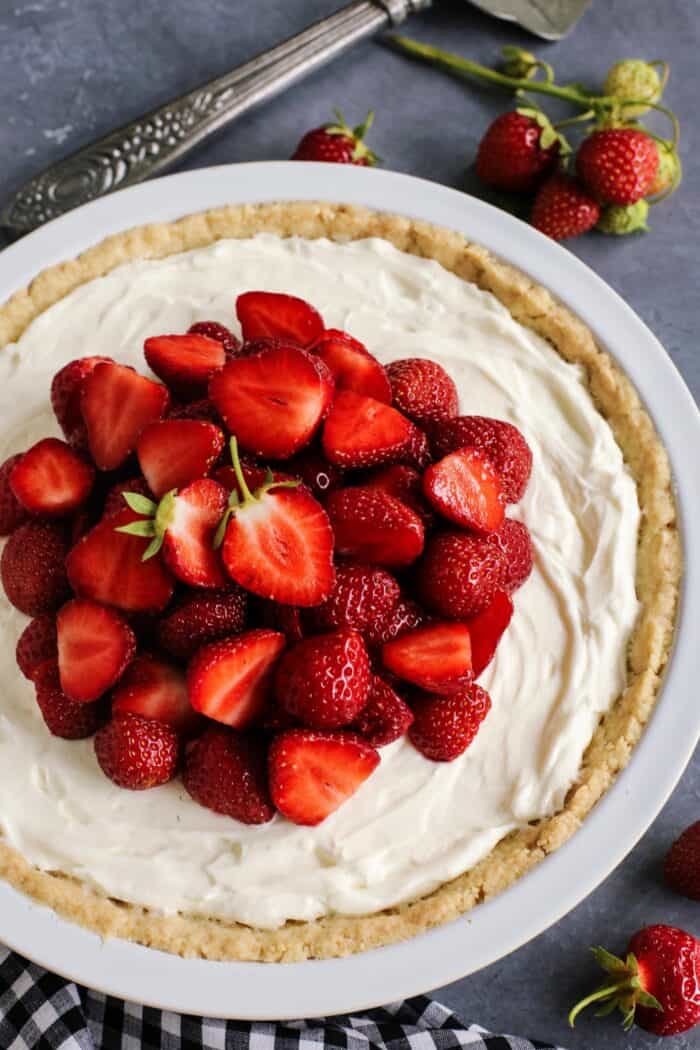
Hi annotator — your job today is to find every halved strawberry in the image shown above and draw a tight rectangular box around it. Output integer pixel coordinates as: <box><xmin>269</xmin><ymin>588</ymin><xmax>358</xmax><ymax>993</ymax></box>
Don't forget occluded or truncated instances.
<box><xmin>327</xmin><ymin>487</ymin><xmax>424</xmax><ymax>568</ymax></box>
<box><xmin>144</xmin><ymin>333</ymin><xmax>226</xmax><ymax>399</ymax></box>
<box><xmin>382</xmin><ymin>622</ymin><xmax>472</xmax><ymax>694</ymax></box>
<box><xmin>236</xmin><ymin>291</ymin><xmax>324</xmax><ymax>347</ymax></box>
<box><xmin>56</xmin><ymin>598</ymin><xmax>135</xmax><ymax>703</ymax></box>
<box><xmin>66</xmin><ymin>507</ymin><xmax>174</xmax><ymax>613</ymax></box>
<box><xmin>187</xmin><ymin>628</ymin><xmax>286</xmax><ymax>728</ymax></box>
<box><xmin>9</xmin><ymin>438</ymin><xmax>94</xmax><ymax>517</ymax></box>
<box><xmin>423</xmin><ymin>448</ymin><xmax>505</xmax><ymax>533</ymax></box>
<box><xmin>268</xmin><ymin>729</ymin><xmax>380</xmax><ymax>826</ymax></box>
<box><xmin>313</xmin><ymin>329</ymin><xmax>391</xmax><ymax>402</ymax></box>
<box><xmin>209</xmin><ymin>345</ymin><xmax>334</xmax><ymax>460</ymax></box>
<box><xmin>322</xmin><ymin>391</ymin><xmax>413</xmax><ymax>468</ymax></box>
<box><xmin>50</xmin><ymin>356</ymin><xmax>113</xmax><ymax>450</ymax></box>
<box><xmin>429</xmin><ymin>416</ymin><xmax>532</xmax><ymax>504</ymax></box>
<box><xmin>136</xmin><ymin>419</ymin><xmax>224</xmax><ymax>499</ymax></box>
<box><xmin>352</xmin><ymin>675</ymin><xmax>414</xmax><ymax>747</ymax></box>
<box><xmin>112</xmin><ymin>653</ymin><xmax>199</xmax><ymax>734</ymax></box>
<box><xmin>81</xmin><ymin>362</ymin><xmax>169</xmax><ymax>470</ymax></box>
<box><xmin>467</xmin><ymin>591</ymin><xmax>514</xmax><ymax>677</ymax></box>
<box><xmin>218</xmin><ymin>440</ymin><xmax>335</xmax><ymax>606</ymax></box>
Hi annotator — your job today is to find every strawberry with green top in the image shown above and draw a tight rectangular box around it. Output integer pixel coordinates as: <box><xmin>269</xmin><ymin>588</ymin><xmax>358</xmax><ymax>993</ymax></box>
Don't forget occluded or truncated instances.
<box><xmin>476</xmin><ymin>110</ymin><xmax>561</xmax><ymax>194</ymax></box>
<box><xmin>291</xmin><ymin>110</ymin><xmax>379</xmax><ymax>166</ymax></box>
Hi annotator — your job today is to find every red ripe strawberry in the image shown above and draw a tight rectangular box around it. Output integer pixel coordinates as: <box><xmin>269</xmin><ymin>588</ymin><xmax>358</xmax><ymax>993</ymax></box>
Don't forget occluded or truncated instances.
<box><xmin>136</xmin><ymin>419</ymin><xmax>224</xmax><ymax>499</ymax></box>
<box><xmin>531</xmin><ymin>174</ymin><xmax>600</xmax><ymax>241</ymax></box>
<box><xmin>476</xmin><ymin>111</ymin><xmax>559</xmax><ymax>194</ymax></box>
<box><xmin>219</xmin><ymin>443</ymin><xmax>335</xmax><ymax>606</ymax></box>
<box><xmin>9</xmin><ymin>438</ymin><xmax>94</xmax><ymax>517</ymax></box>
<box><xmin>33</xmin><ymin>659</ymin><xmax>107</xmax><ymax>739</ymax></box>
<box><xmin>327</xmin><ymin>487</ymin><xmax>424</xmax><ymax>568</ymax></box>
<box><xmin>50</xmin><ymin>356</ymin><xmax>112</xmax><ymax>450</ymax></box>
<box><xmin>467</xmin><ymin>591</ymin><xmax>514</xmax><ymax>677</ymax></box>
<box><xmin>112</xmin><ymin>653</ymin><xmax>199</xmax><ymax>735</ymax></box>
<box><xmin>275</xmin><ymin>628</ymin><xmax>370</xmax><ymax>729</ymax></box>
<box><xmin>386</xmin><ymin>358</ymin><xmax>458</xmax><ymax>427</ymax></box>
<box><xmin>144</xmin><ymin>333</ymin><xmax>226</xmax><ymax>401</ymax></box>
<box><xmin>368</xmin><ymin>597</ymin><xmax>427</xmax><ymax>647</ymax></box>
<box><xmin>16</xmin><ymin>613</ymin><xmax>57</xmax><ymax>680</ymax></box>
<box><xmin>156</xmin><ymin>479</ymin><xmax>230</xmax><ymax>589</ymax></box>
<box><xmin>187</xmin><ymin>629</ymin><xmax>285</xmax><ymax>729</ymax></box>
<box><xmin>570</xmin><ymin>925</ymin><xmax>700</xmax><ymax>1036</ymax></box>
<box><xmin>94</xmin><ymin>711</ymin><xmax>179</xmax><ymax>789</ymax></box>
<box><xmin>382</xmin><ymin>622</ymin><xmax>472</xmax><ymax>694</ymax></box>
<box><xmin>210</xmin><ymin>345</ymin><xmax>333</xmax><ymax>459</ymax></box>
<box><xmin>403</xmin><ymin>424</ymin><xmax>432</xmax><ymax>470</ymax></box>
<box><xmin>184</xmin><ymin>725</ymin><xmax>274</xmax><ymax>824</ymax></box>
<box><xmin>488</xmin><ymin>518</ymin><xmax>533</xmax><ymax>592</ymax></box>
<box><xmin>188</xmin><ymin>320</ymin><xmax>241</xmax><ymax>355</ymax></box>
<box><xmin>57</xmin><ymin>598</ymin><xmax>135</xmax><ymax>703</ymax></box>
<box><xmin>313</xmin><ymin>329</ymin><xmax>391</xmax><ymax>402</ymax></box>
<box><xmin>417</xmin><ymin>531</ymin><xmax>506</xmax><ymax>619</ymax></box>
<box><xmin>577</xmin><ymin>128</ymin><xmax>659</xmax><ymax>205</ymax></box>
<box><xmin>309</xmin><ymin>562</ymin><xmax>400</xmax><ymax>638</ymax></box>
<box><xmin>352</xmin><ymin>675</ymin><xmax>414</xmax><ymax>747</ymax></box>
<box><xmin>430</xmin><ymin>415</ymin><xmax>532</xmax><ymax>504</ymax></box>
<box><xmin>81</xmin><ymin>362</ymin><xmax>169</xmax><ymax>470</ymax></box>
<box><xmin>157</xmin><ymin>587</ymin><xmax>247</xmax><ymax>663</ymax></box>
<box><xmin>409</xmin><ymin>683</ymin><xmax>491</xmax><ymax>762</ymax></box>
<box><xmin>362</xmin><ymin>464</ymin><xmax>434</xmax><ymax>529</ymax></box>
<box><xmin>103</xmin><ymin>477</ymin><xmax>153</xmax><ymax>518</ymax></box>
<box><xmin>1</xmin><ymin>521</ymin><xmax>70</xmax><ymax>615</ymax></box>
<box><xmin>322</xmin><ymin>391</ymin><xmax>414</xmax><ymax>469</ymax></box>
<box><xmin>66</xmin><ymin>507</ymin><xmax>174</xmax><ymax>613</ymax></box>
<box><xmin>664</xmin><ymin>822</ymin><xmax>700</xmax><ymax>901</ymax></box>
<box><xmin>0</xmin><ymin>454</ymin><xmax>29</xmax><ymax>535</ymax></box>
<box><xmin>286</xmin><ymin>446</ymin><xmax>344</xmax><ymax>502</ymax></box>
<box><xmin>423</xmin><ymin>448</ymin><xmax>505</xmax><ymax>534</ymax></box>
<box><xmin>235</xmin><ymin>291</ymin><xmax>324</xmax><ymax>347</ymax></box>
<box><xmin>291</xmin><ymin>110</ymin><xmax>378</xmax><ymax>167</ymax></box>
<box><xmin>253</xmin><ymin>599</ymin><xmax>305</xmax><ymax>643</ymax></box>
<box><xmin>269</xmin><ymin>728</ymin><xmax>380</xmax><ymax>826</ymax></box>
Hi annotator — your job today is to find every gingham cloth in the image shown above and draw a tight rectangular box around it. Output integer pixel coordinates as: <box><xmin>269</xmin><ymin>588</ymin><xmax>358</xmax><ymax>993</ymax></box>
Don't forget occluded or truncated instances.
<box><xmin>0</xmin><ymin>946</ymin><xmax>566</xmax><ymax>1050</ymax></box>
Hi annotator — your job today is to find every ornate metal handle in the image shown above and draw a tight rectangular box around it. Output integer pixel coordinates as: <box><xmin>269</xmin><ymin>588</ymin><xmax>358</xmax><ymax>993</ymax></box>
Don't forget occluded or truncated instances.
<box><xmin>1</xmin><ymin>0</ymin><xmax>431</xmax><ymax>238</ymax></box>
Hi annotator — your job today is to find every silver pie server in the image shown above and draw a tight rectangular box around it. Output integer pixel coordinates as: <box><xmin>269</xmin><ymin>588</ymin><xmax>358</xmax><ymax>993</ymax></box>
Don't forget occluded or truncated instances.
<box><xmin>1</xmin><ymin>0</ymin><xmax>590</xmax><ymax>237</ymax></box>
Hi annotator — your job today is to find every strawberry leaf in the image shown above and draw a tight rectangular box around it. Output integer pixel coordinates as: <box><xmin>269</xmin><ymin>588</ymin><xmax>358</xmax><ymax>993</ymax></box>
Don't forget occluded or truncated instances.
<box><xmin>142</xmin><ymin>534</ymin><xmax>165</xmax><ymax>561</ymax></box>
<box><xmin>122</xmin><ymin>491</ymin><xmax>157</xmax><ymax>515</ymax></box>
<box><xmin>116</xmin><ymin>520</ymin><xmax>157</xmax><ymax>538</ymax></box>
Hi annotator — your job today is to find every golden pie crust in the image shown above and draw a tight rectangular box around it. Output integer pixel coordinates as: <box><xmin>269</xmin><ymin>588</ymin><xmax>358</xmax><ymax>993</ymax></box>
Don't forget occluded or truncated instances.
<box><xmin>0</xmin><ymin>202</ymin><xmax>681</xmax><ymax>962</ymax></box>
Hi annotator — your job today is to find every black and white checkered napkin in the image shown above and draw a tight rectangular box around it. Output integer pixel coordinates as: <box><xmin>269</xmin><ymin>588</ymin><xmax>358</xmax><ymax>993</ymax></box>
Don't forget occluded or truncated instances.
<box><xmin>0</xmin><ymin>944</ymin><xmax>565</xmax><ymax>1050</ymax></box>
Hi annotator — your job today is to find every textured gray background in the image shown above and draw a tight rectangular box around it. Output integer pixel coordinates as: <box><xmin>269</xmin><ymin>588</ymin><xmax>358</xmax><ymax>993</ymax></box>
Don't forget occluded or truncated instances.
<box><xmin>1</xmin><ymin>0</ymin><xmax>698</xmax><ymax>1046</ymax></box>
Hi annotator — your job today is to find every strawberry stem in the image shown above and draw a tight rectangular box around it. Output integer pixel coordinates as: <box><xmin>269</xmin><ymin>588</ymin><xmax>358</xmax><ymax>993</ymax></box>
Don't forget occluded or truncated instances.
<box><xmin>229</xmin><ymin>436</ymin><xmax>254</xmax><ymax>504</ymax></box>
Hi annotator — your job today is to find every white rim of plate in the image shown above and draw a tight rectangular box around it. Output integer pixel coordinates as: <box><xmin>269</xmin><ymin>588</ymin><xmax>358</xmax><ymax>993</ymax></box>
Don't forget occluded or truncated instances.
<box><xmin>0</xmin><ymin>163</ymin><xmax>698</xmax><ymax>1020</ymax></box>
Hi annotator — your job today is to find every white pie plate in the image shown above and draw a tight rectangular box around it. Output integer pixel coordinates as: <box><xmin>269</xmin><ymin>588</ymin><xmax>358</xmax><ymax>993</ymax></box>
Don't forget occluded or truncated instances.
<box><xmin>0</xmin><ymin>162</ymin><xmax>698</xmax><ymax>1020</ymax></box>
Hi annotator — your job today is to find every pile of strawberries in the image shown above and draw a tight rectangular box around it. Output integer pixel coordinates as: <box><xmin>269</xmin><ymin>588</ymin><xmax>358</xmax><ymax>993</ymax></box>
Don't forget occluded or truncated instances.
<box><xmin>0</xmin><ymin>290</ymin><xmax>533</xmax><ymax>828</ymax></box>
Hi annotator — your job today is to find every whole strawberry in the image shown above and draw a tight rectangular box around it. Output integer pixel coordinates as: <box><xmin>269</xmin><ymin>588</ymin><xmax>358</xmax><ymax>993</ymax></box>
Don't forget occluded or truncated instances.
<box><xmin>531</xmin><ymin>174</ymin><xmax>601</xmax><ymax>241</ymax></box>
<box><xmin>0</xmin><ymin>453</ymin><xmax>29</xmax><ymax>536</ymax></box>
<box><xmin>94</xmin><ymin>712</ymin><xmax>180</xmax><ymax>790</ymax></box>
<box><xmin>577</xmin><ymin>128</ymin><xmax>659</xmax><ymax>204</ymax></box>
<box><xmin>1</xmin><ymin>520</ymin><xmax>70</xmax><ymax>616</ymax></box>
<box><xmin>292</xmin><ymin>110</ymin><xmax>378</xmax><ymax>166</ymax></box>
<box><xmin>409</xmin><ymin>684</ymin><xmax>491</xmax><ymax>762</ymax></box>
<box><xmin>275</xmin><ymin>628</ymin><xmax>370</xmax><ymax>729</ymax></box>
<box><xmin>183</xmin><ymin>725</ymin><xmax>274</xmax><ymax>824</ymax></box>
<box><xmin>570</xmin><ymin>925</ymin><xmax>700</xmax><ymax>1035</ymax></box>
<box><xmin>476</xmin><ymin>111</ymin><xmax>559</xmax><ymax>194</ymax></box>
<box><xmin>665</xmin><ymin>821</ymin><xmax>700</xmax><ymax>901</ymax></box>
<box><xmin>33</xmin><ymin>659</ymin><xmax>106</xmax><ymax>740</ymax></box>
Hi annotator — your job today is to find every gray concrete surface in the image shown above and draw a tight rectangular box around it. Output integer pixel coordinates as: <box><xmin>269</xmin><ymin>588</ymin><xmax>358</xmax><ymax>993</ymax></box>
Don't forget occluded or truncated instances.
<box><xmin>1</xmin><ymin>1</ymin><xmax>698</xmax><ymax>1046</ymax></box>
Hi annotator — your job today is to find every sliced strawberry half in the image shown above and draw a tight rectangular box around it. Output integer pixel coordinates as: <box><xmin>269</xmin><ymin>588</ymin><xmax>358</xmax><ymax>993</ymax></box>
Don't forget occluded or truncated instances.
<box><xmin>9</xmin><ymin>438</ymin><xmax>94</xmax><ymax>518</ymax></box>
<box><xmin>327</xmin><ymin>487</ymin><xmax>424</xmax><ymax>568</ymax></box>
<box><xmin>313</xmin><ymin>329</ymin><xmax>391</xmax><ymax>402</ymax></box>
<box><xmin>187</xmin><ymin>628</ymin><xmax>286</xmax><ymax>729</ymax></box>
<box><xmin>57</xmin><ymin>598</ymin><xmax>136</xmax><ymax>703</ymax></box>
<box><xmin>381</xmin><ymin>622</ymin><xmax>473</xmax><ymax>694</ymax></box>
<box><xmin>218</xmin><ymin>440</ymin><xmax>335</xmax><ymax>606</ymax></box>
<box><xmin>112</xmin><ymin>653</ymin><xmax>199</xmax><ymax>735</ymax></box>
<box><xmin>209</xmin><ymin>345</ymin><xmax>334</xmax><ymax>460</ymax></box>
<box><xmin>66</xmin><ymin>506</ymin><xmax>174</xmax><ymax>613</ymax></box>
<box><xmin>50</xmin><ymin>356</ymin><xmax>113</xmax><ymax>450</ymax></box>
<box><xmin>81</xmin><ymin>362</ymin><xmax>169</xmax><ymax>470</ymax></box>
<box><xmin>144</xmin><ymin>333</ymin><xmax>226</xmax><ymax>400</ymax></box>
<box><xmin>268</xmin><ymin>728</ymin><xmax>380</xmax><ymax>826</ymax></box>
<box><xmin>467</xmin><ymin>591</ymin><xmax>514</xmax><ymax>677</ymax></box>
<box><xmin>136</xmin><ymin>419</ymin><xmax>224</xmax><ymax>498</ymax></box>
<box><xmin>422</xmin><ymin>447</ymin><xmax>505</xmax><ymax>534</ymax></box>
<box><xmin>322</xmin><ymin>391</ymin><xmax>414</xmax><ymax>468</ymax></box>
<box><xmin>236</xmin><ymin>291</ymin><xmax>324</xmax><ymax>347</ymax></box>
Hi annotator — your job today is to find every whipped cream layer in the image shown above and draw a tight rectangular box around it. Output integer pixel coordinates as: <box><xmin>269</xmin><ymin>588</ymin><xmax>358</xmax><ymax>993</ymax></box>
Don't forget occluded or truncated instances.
<box><xmin>0</xmin><ymin>235</ymin><xmax>640</xmax><ymax>929</ymax></box>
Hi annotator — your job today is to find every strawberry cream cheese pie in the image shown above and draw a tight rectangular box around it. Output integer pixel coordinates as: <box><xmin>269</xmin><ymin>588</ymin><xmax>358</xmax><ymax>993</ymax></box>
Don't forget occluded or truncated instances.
<box><xmin>0</xmin><ymin>204</ymin><xmax>679</xmax><ymax>961</ymax></box>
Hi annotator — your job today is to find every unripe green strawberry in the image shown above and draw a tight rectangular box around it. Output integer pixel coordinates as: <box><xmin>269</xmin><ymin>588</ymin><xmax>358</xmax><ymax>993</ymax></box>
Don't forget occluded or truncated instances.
<box><xmin>597</xmin><ymin>200</ymin><xmax>649</xmax><ymax>235</ymax></box>
<box><xmin>647</xmin><ymin>142</ymin><xmax>681</xmax><ymax>197</ymax></box>
<box><xmin>604</xmin><ymin>59</ymin><xmax>663</xmax><ymax>117</ymax></box>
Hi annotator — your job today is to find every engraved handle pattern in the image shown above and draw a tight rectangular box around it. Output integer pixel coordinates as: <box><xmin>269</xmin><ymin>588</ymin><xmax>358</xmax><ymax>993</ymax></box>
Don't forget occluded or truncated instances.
<box><xmin>2</xmin><ymin>0</ymin><xmax>431</xmax><ymax>237</ymax></box>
